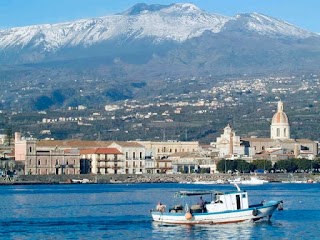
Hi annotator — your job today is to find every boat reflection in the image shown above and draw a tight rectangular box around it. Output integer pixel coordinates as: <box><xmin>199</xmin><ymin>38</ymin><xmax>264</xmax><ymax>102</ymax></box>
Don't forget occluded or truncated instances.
<box><xmin>152</xmin><ymin>221</ymin><xmax>258</xmax><ymax>239</ymax></box>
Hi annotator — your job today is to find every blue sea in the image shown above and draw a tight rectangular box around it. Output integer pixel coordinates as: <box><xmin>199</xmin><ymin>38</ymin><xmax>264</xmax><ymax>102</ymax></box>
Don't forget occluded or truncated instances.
<box><xmin>0</xmin><ymin>182</ymin><xmax>319</xmax><ymax>239</ymax></box>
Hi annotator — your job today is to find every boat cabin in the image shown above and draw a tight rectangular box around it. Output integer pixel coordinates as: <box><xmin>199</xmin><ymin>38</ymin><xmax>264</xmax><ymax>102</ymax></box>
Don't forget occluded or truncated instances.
<box><xmin>175</xmin><ymin>187</ymin><xmax>249</xmax><ymax>213</ymax></box>
<box><xmin>206</xmin><ymin>190</ymin><xmax>249</xmax><ymax>212</ymax></box>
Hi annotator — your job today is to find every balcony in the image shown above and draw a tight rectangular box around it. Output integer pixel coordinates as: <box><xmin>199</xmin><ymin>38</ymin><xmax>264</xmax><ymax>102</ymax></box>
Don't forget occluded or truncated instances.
<box><xmin>110</xmin><ymin>166</ymin><xmax>122</xmax><ymax>169</ymax></box>
<box><xmin>97</xmin><ymin>166</ymin><xmax>122</xmax><ymax>169</ymax></box>
<box><xmin>98</xmin><ymin>159</ymin><xmax>122</xmax><ymax>162</ymax></box>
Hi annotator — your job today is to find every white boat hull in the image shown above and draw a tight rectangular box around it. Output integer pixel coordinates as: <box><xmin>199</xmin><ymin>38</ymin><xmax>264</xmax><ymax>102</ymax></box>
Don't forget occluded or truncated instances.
<box><xmin>151</xmin><ymin>201</ymin><xmax>281</xmax><ymax>225</ymax></box>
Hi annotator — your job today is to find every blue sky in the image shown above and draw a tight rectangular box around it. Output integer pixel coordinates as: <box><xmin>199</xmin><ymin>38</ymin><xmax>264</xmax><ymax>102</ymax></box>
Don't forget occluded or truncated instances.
<box><xmin>0</xmin><ymin>0</ymin><xmax>319</xmax><ymax>32</ymax></box>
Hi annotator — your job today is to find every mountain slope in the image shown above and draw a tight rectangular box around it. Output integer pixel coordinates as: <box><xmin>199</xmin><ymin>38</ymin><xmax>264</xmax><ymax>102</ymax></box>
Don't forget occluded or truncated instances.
<box><xmin>0</xmin><ymin>3</ymin><xmax>318</xmax><ymax>64</ymax></box>
<box><xmin>1</xmin><ymin>3</ymin><xmax>320</xmax><ymax>111</ymax></box>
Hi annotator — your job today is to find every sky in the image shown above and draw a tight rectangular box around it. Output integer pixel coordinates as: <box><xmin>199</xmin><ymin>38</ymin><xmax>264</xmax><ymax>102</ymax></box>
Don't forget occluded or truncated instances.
<box><xmin>0</xmin><ymin>0</ymin><xmax>319</xmax><ymax>33</ymax></box>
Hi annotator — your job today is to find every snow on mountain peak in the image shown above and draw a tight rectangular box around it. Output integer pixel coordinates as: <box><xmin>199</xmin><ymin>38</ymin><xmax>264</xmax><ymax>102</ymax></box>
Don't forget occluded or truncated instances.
<box><xmin>165</xmin><ymin>3</ymin><xmax>201</xmax><ymax>13</ymax></box>
<box><xmin>0</xmin><ymin>4</ymin><xmax>317</xmax><ymax>54</ymax></box>
<box><xmin>122</xmin><ymin>3</ymin><xmax>202</xmax><ymax>16</ymax></box>
<box><xmin>121</xmin><ymin>3</ymin><xmax>168</xmax><ymax>15</ymax></box>
<box><xmin>232</xmin><ymin>12</ymin><xmax>315</xmax><ymax>38</ymax></box>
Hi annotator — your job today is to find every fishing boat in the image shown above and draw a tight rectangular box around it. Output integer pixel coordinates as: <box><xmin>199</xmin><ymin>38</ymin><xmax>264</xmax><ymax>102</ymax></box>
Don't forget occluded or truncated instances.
<box><xmin>150</xmin><ymin>184</ymin><xmax>283</xmax><ymax>224</ymax></box>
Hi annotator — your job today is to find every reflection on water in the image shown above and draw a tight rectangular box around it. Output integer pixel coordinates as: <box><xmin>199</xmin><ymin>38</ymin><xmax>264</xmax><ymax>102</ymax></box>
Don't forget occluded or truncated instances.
<box><xmin>152</xmin><ymin>222</ymin><xmax>254</xmax><ymax>240</ymax></box>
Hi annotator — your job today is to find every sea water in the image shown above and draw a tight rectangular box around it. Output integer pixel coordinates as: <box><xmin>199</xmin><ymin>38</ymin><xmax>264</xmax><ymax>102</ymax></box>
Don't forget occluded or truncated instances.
<box><xmin>0</xmin><ymin>182</ymin><xmax>319</xmax><ymax>239</ymax></box>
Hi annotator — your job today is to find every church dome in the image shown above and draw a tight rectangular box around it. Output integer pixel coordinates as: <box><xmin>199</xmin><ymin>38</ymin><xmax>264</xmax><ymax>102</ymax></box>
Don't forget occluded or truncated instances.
<box><xmin>271</xmin><ymin>101</ymin><xmax>289</xmax><ymax>124</ymax></box>
<box><xmin>272</xmin><ymin>111</ymin><xmax>288</xmax><ymax>124</ymax></box>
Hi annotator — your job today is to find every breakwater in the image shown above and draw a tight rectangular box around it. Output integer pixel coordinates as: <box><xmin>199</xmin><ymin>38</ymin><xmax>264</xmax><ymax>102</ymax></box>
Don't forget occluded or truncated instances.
<box><xmin>1</xmin><ymin>173</ymin><xmax>319</xmax><ymax>185</ymax></box>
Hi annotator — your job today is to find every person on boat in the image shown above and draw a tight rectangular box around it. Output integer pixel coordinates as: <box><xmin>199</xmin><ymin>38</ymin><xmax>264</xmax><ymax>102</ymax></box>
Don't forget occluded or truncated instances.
<box><xmin>156</xmin><ymin>202</ymin><xmax>166</xmax><ymax>212</ymax></box>
<box><xmin>198</xmin><ymin>196</ymin><xmax>206</xmax><ymax>212</ymax></box>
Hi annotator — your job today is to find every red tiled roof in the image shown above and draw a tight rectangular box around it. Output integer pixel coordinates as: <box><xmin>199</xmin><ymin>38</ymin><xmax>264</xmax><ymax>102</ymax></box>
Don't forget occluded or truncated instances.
<box><xmin>37</xmin><ymin>140</ymin><xmax>113</xmax><ymax>148</ymax></box>
<box><xmin>80</xmin><ymin>148</ymin><xmax>123</xmax><ymax>155</ymax></box>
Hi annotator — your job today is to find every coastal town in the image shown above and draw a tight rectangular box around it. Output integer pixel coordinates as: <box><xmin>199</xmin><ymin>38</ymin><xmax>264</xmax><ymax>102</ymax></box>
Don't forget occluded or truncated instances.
<box><xmin>0</xmin><ymin>100</ymin><xmax>319</xmax><ymax>184</ymax></box>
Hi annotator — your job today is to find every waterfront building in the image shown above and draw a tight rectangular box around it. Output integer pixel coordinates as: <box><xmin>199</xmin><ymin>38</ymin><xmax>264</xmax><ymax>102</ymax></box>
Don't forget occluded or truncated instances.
<box><xmin>15</xmin><ymin>135</ymin><xmax>114</xmax><ymax>175</ymax></box>
<box><xmin>26</xmin><ymin>147</ymin><xmax>81</xmax><ymax>175</ymax></box>
<box><xmin>137</xmin><ymin>140</ymin><xmax>199</xmax><ymax>173</ymax></box>
<box><xmin>108</xmin><ymin>141</ymin><xmax>146</xmax><ymax>174</ymax></box>
<box><xmin>169</xmin><ymin>152</ymin><xmax>216</xmax><ymax>174</ymax></box>
<box><xmin>80</xmin><ymin>148</ymin><xmax>123</xmax><ymax>174</ymax></box>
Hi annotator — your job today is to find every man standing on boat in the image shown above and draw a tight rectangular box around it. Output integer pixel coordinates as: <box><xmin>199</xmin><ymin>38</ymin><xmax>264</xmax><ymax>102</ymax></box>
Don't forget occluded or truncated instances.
<box><xmin>156</xmin><ymin>202</ymin><xmax>166</xmax><ymax>212</ymax></box>
<box><xmin>198</xmin><ymin>196</ymin><xmax>206</xmax><ymax>212</ymax></box>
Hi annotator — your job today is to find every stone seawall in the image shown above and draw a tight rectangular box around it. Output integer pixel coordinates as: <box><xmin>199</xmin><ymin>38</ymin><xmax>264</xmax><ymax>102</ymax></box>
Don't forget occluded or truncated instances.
<box><xmin>1</xmin><ymin>173</ymin><xmax>319</xmax><ymax>185</ymax></box>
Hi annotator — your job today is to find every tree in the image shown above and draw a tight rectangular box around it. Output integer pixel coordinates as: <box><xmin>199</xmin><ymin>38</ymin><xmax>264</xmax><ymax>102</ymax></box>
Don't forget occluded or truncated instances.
<box><xmin>292</xmin><ymin>158</ymin><xmax>313</xmax><ymax>172</ymax></box>
<box><xmin>235</xmin><ymin>159</ymin><xmax>254</xmax><ymax>173</ymax></box>
<box><xmin>252</xmin><ymin>159</ymin><xmax>272</xmax><ymax>171</ymax></box>
<box><xmin>217</xmin><ymin>159</ymin><xmax>237</xmax><ymax>173</ymax></box>
<box><xmin>274</xmin><ymin>160</ymin><xmax>297</xmax><ymax>172</ymax></box>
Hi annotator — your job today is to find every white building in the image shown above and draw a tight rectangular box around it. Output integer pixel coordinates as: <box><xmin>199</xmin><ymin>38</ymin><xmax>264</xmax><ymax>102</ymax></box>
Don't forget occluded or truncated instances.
<box><xmin>108</xmin><ymin>141</ymin><xmax>146</xmax><ymax>174</ymax></box>
<box><xmin>211</xmin><ymin>124</ymin><xmax>254</xmax><ymax>159</ymax></box>
<box><xmin>270</xmin><ymin>100</ymin><xmax>290</xmax><ymax>140</ymax></box>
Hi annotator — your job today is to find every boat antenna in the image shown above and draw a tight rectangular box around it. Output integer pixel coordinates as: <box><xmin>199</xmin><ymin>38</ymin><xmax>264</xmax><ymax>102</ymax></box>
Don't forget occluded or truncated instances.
<box><xmin>234</xmin><ymin>183</ymin><xmax>241</xmax><ymax>192</ymax></box>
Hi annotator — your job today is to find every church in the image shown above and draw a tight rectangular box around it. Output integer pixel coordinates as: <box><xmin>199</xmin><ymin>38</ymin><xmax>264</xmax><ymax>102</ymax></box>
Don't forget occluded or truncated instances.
<box><xmin>211</xmin><ymin>101</ymin><xmax>318</xmax><ymax>162</ymax></box>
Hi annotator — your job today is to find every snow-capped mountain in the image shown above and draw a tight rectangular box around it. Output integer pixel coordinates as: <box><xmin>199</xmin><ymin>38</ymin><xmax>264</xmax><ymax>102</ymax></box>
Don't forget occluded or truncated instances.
<box><xmin>0</xmin><ymin>3</ymin><xmax>228</xmax><ymax>52</ymax></box>
<box><xmin>222</xmin><ymin>12</ymin><xmax>315</xmax><ymax>38</ymax></box>
<box><xmin>0</xmin><ymin>3</ymin><xmax>316</xmax><ymax>56</ymax></box>
<box><xmin>1</xmin><ymin>3</ymin><xmax>320</xmax><ymax>111</ymax></box>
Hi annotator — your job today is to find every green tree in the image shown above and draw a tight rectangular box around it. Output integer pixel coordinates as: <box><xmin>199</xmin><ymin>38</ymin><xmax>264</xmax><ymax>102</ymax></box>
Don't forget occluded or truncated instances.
<box><xmin>274</xmin><ymin>160</ymin><xmax>297</xmax><ymax>172</ymax></box>
<box><xmin>217</xmin><ymin>159</ymin><xmax>237</xmax><ymax>173</ymax></box>
<box><xmin>252</xmin><ymin>159</ymin><xmax>272</xmax><ymax>171</ymax></box>
<box><xmin>235</xmin><ymin>159</ymin><xmax>254</xmax><ymax>173</ymax></box>
<box><xmin>292</xmin><ymin>158</ymin><xmax>313</xmax><ymax>172</ymax></box>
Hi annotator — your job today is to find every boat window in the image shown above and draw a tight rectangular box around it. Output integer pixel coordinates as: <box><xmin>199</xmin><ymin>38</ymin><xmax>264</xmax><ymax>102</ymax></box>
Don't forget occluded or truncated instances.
<box><xmin>242</xmin><ymin>194</ymin><xmax>246</xmax><ymax>198</ymax></box>
<box><xmin>236</xmin><ymin>195</ymin><xmax>241</xmax><ymax>210</ymax></box>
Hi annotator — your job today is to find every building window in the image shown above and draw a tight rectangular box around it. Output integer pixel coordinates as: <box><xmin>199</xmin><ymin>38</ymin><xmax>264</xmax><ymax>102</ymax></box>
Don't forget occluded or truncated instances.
<box><xmin>140</xmin><ymin>152</ymin><xmax>142</xmax><ymax>159</ymax></box>
<box><xmin>284</xmin><ymin>128</ymin><xmax>287</xmax><ymax>137</ymax></box>
<box><xmin>277</xmin><ymin>128</ymin><xmax>280</xmax><ymax>137</ymax></box>
<box><xmin>126</xmin><ymin>152</ymin><xmax>129</xmax><ymax>159</ymax></box>
<box><xmin>133</xmin><ymin>152</ymin><xmax>136</xmax><ymax>159</ymax></box>
<box><xmin>38</xmin><ymin>160</ymin><xmax>41</xmax><ymax>165</ymax></box>
<box><xmin>29</xmin><ymin>147</ymin><xmax>32</xmax><ymax>153</ymax></box>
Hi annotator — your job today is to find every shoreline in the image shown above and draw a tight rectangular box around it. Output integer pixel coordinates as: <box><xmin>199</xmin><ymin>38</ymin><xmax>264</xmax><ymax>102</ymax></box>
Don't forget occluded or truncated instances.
<box><xmin>1</xmin><ymin>173</ymin><xmax>319</xmax><ymax>185</ymax></box>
